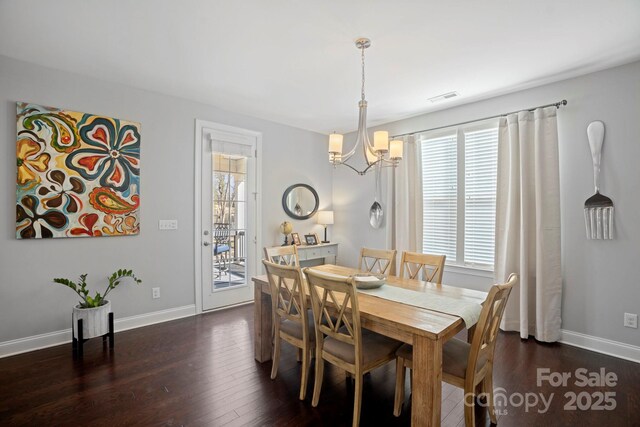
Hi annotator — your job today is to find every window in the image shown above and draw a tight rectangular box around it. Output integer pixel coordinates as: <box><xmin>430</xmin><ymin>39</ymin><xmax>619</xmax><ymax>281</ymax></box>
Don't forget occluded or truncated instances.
<box><xmin>419</xmin><ymin>123</ymin><xmax>498</xmax><ymax>269</ymax></box>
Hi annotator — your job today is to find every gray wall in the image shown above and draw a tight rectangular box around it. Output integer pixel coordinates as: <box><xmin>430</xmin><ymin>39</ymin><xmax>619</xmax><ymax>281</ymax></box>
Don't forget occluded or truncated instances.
<box><xmin>333</xmin><ymin>60</ymin><xmax>640</xmax><ymax>347</ymax></box>
<box><xmin>2</xmin><ymin>53</ymin><xmax>638</xmax><ymax>349</ymax></box>
<box><xmin>0</xmin><ymin>55</ymin><xmax>331</xmax><ymax>343</ymax></box>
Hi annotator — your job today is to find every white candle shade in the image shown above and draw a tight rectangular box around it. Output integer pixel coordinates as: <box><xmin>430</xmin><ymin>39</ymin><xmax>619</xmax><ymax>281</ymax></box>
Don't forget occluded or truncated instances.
<box><xmin>373</xmin><ymin>131</ymin><xmax>389</xmax><ymax>152</ymax></box>
<box><xmin>329</xmin><ymin>133</ymin><xmax>343</xmax><ymax>154</ymax></box>
<box><xmin>317</xmin><ymin>210</ymin><xmax>334</xmax><ymax>225</ymax></box>
<box><xmin>389</xmin><ymin>139</ymin><xmax>403</xmax><ymax>159</ymax></box>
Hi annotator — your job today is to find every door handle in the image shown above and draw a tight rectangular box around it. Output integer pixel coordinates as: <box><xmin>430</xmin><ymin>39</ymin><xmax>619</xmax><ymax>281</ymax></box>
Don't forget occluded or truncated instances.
<box><xmin>203</xmin><ymin>241</ymin><xmax>210</xmax><ymax>246</ymax></box>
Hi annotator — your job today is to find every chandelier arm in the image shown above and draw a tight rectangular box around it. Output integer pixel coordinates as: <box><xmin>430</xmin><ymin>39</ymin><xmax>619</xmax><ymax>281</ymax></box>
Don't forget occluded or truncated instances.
<box><xmin>340</xmin><ymin>133</ymin><xmax>358</xmax><ymax>162</ymax></box>
<box><xmin>338</xmin><ymin>160</ymin><xmax>373</xmax><ymax>176</ymax></box>
<box><xmin>358</xmin><ymin>100</ymin><xmax>377</xmax><ymax>166</ymax></box>
<box><xmin>360</xmin><ymin>159</ymin><xmax>382</xmax><ymax>175</ymax></box>
<box><xmin>362</xmin><ymin>129</ymin><xmax>376</xmax><ymax>166</ymax></box>
<box><xmin>335</xmin><ymin>158</ymin><xmax>394</xmax><ymax>175</ymax></box>
<box><xmin>378</xmin><ymin>157</ymin><xmax>398</xmax><ymax>165</ymax></box>
<box><xmin>341</xmin><ymin>146</ymin><xmax>357</xmax><ymax>162</ymax></box>
<box><xmin>365</xmin><ymin>143</ymin><xmax>378</xmax><ymax>164</ymax></box>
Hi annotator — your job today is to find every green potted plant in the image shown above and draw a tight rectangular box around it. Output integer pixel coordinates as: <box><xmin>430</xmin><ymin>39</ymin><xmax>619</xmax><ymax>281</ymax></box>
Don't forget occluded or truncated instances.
<box><xmin>53</xmin><ymin>269</ymin><xmax>142</xmax><ymax>339</ymax></box>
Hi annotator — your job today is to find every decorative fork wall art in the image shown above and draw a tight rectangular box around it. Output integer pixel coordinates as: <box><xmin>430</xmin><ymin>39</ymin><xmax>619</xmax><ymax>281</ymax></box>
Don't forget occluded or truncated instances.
<box><xmin>584</xmin><ymin>121</ymin><xmax>614</xmax><ymax>239</ymax></box>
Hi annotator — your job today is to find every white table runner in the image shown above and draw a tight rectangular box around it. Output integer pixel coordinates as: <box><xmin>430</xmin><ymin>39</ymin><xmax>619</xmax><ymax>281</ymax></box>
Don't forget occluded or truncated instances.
<box><xmin>308</xmin><ymin>270</ymin><xmax>482</xmax><ymax>328</ymax></box>
<box><xmin>358</xmin><ymin>285</ymin><xmax>482</xmax><ymax>328</ymax></box>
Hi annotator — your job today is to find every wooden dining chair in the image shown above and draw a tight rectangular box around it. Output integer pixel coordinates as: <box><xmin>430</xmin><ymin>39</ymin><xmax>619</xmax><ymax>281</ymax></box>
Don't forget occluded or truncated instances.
<box><xmin>305</xmin><ymin>268</ymin><xmax>402</xmax><ymax>427</ymax></box>
<box><xmin>399</xmin><ymin>251</ymin><xmax>446</xmax><ymax>284</ymax></box>
<box><xmin>393</xmin><ymin>273</ymin><xmax>518</xmax><ymax>426</ymax></box>
<box><xmin>358</xmin><ymin>247</ymin><xmax>397</xmax><ymax>275</ymax></box>
<box><xmin>264</xmin><ymin>245</ymin><xmax>299</xmax><ymax>267</ymax></box>
<box><xmin>262</xmin><ymin>259</ymin><xmax>314</xmax><ymax>400</ymax></box>
<box><xmin>265</xmin><ymin>245</ymin><xmax>314</xmax><ymax>363</ymax></box>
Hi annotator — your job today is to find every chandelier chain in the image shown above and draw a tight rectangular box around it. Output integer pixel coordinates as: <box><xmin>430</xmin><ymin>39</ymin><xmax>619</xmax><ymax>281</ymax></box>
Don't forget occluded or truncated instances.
<box><xmin>361</xmin><ymin>44</ymin><xmax>366</xmax><ymax>101</ymax></box>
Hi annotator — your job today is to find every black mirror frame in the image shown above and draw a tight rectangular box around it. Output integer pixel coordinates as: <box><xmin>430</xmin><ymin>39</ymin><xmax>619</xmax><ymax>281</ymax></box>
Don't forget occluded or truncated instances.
<box><xmin>282</xmin><ymin>183</ymin><xmax>319</xmax><ymax>220</ymax></box>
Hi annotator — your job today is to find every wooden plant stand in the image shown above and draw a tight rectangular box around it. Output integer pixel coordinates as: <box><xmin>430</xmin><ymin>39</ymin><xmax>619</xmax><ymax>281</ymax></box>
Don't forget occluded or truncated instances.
<box><xmin>72</xmin><ymin>312</ymin><xmax>114</xmax><ymax>357</ymax></box>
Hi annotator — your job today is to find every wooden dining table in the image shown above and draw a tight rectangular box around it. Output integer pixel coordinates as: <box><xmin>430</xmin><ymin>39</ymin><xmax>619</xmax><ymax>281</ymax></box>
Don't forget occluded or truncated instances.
<box><xmin>252</xmin><ymin>264</ymin><xmax>488</xmax><ymax>427</ymax></box>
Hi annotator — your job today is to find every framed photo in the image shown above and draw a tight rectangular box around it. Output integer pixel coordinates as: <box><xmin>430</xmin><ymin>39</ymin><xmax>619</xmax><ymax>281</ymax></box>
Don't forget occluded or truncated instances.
<box><xmin>304</xmin><ymin>234</ymin><xmax>318</xmax><ymax>246</ymax></box>
<box><xmin>291</xmin><ymin>232</ymin><xmax>301</xmax><ymax>246</ymax></box>
<box><xmin>313</xmin><ymin>233</ymin><xmax>321</xmax><ymax>244</ymax></box>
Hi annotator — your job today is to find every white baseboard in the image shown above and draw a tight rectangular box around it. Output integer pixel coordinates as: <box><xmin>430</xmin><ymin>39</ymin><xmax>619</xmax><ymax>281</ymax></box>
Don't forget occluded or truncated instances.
<box><xmin>114</xmin><ymin>304</ymin><xmax>196</xmax><ymax>332</ymax></box>
<box><xmin>560</xmin><ymin>329</ymin><xmax>640</xmax><ymax>364</ymax></box>
<box><xmin>0</xmin><ymin>329</ymin><xmax>71</xmax><ymax>359</ymax></box>
<box><xmin>0</xmin><ymin>304</ymin><xmax>196</xmax><ymax>359</ymax></box>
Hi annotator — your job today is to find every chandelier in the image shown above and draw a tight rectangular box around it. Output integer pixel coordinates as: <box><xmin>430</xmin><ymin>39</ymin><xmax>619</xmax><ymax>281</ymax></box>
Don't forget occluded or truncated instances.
<box><xmin>328</xmin><ymin>38</ymin><xmax>403</xmax><ymax>175</ymax></box>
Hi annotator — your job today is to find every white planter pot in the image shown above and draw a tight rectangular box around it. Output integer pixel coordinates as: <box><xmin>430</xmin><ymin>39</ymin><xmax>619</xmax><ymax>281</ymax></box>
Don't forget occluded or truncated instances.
<box><xmin>72</xmin><ymin>300</ymin><xmax>111</xmax><ymax>339</ymax></box>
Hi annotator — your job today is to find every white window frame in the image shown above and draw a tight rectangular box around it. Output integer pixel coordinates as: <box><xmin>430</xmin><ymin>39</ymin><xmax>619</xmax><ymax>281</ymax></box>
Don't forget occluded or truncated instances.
<box><xmin>419</xmin><ymin>119</ymin><xmax>499</xmax><ymax>273</ymax></box>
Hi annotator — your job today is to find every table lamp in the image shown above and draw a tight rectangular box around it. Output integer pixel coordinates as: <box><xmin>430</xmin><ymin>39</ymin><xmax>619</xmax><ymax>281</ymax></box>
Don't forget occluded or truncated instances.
<box><xmin>279</xmin><ymin>221</ymin><xmax>293</xmax><ymax>246</ymax></box>
<box><xmin>317</xmin><ymin>211</ymin><xmax>334</xmax><ymax>243</ymax></box>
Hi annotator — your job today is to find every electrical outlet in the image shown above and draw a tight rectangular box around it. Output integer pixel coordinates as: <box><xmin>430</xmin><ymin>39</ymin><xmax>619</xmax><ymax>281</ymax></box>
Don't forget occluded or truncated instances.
<box><xmin>152</xmin><ymin>287</ymin><xmax>161</xmax><ymax>299</ymax></box>
<box><xmin>159</xmin><ymin>219</ymin><xmax>178</xmax><ymax>230</ymax></box>
<box><xmin>624</xmin><ymin>313</ymin><xmax>637</xmax><ymax>329</ymax></box>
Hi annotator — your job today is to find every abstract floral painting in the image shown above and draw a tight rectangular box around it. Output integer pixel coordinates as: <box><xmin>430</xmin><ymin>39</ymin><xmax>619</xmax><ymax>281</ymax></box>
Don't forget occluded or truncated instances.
<box><xmin>16</xmin><ymin>102</ymin><xmax>140</xmax><ymax>239</ymax></box>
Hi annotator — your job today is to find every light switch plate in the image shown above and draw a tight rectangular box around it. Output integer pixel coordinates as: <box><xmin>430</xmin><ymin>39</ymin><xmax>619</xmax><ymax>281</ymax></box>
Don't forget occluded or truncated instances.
<box><xmin>624</xmin><ymin>313</ymin><xmax>638</xmax><ymax>328</ymax></box>
<box><xmin>159</xmin><ymin>219</ymin><xmax>178</xmax><ymax>230</ymax></box>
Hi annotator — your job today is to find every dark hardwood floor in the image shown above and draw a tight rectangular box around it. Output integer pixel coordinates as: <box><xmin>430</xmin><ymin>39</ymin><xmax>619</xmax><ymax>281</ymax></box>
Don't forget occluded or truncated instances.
<box><xmin>0</xmin><ymin>304</ymin><xmax>638</xmax><ymax>426</ymax></box>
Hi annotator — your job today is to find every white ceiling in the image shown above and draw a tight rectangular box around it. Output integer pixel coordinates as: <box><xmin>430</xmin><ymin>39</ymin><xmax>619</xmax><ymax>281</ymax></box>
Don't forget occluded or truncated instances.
<box><xmin>1</xmin><ymin>1</ymin><xmax>639</xmax><ymax>135</ymax></box>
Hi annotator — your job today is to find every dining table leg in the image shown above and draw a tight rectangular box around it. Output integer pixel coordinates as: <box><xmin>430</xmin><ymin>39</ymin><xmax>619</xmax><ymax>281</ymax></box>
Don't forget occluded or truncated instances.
<box><xmin>467</xmin><ymin>324</ymin><xmax>476</xmax><ymax>344</ymax></box>
<box><xmin>411</xmin><ymin>335</ymin><xmax>442</xmax><ymax>427</ymax></box>
<box><xmin>254</xmin><ymin>282</ymin><xmax>273</xmax><ymax>362</ymax></box>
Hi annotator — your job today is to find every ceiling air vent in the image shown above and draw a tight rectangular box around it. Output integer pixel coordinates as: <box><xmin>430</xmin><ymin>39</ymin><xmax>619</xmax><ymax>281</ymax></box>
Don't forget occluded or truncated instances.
<box><xmin>428</xmin><ymin>91</ymin><xmax>459</xmax><ymax>103</ymax></box>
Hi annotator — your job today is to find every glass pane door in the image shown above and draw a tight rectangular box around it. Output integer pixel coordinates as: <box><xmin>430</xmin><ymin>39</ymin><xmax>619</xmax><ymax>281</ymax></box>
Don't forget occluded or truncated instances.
<box><xmin>200</xmin><ymin>122</ymin><xmax>257</xmax><ymax>312</ymax></box>
<box><xmin>212</xmin><ymin>154</ymin><xmax>247</xmax><ymax>290</ymax></box>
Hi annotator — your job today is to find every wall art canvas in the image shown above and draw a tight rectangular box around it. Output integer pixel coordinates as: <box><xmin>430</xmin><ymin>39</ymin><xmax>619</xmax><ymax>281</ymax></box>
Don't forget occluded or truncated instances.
<box><xmin>16</xmin><ymin>102</ymin><xmax>140</xmax><ymax>239</ymax></box>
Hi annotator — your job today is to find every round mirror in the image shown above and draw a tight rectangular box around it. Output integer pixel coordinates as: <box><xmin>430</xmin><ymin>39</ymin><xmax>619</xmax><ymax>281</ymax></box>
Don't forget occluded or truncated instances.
<box><xmin>282</xmin><ymin>183</ymin><xmax>319</xmax><ymax>220</ymax></box>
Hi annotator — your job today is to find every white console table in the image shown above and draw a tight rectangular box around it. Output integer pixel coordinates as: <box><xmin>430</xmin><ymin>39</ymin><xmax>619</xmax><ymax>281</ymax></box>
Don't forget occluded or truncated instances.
<box><xmin>297</xmin><ymin>242</ymin><xmax>338</xmax><ymax>267</ymax></box>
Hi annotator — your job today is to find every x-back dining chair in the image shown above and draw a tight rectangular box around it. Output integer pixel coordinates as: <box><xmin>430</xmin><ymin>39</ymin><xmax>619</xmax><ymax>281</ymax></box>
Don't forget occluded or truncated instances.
<box><xmin>305</xmin><ymin>268</ymin><xmax>402</xmax><ymax>427</ymax></box>
<box><xmin>264</xmin><ymin>245</ymin><xmax>299</xmax><ymax>267</ymax></box>
<box><xmin>265</xmin><ymin>245</ymin><xmax>313</xmax><ymax>363</ymax></box>
<box><xmin>358</xmin><ymin>247</ymin><xmax>397</xmax><ymax>275</ymax></box>
<box><xmin>393</xmin><ymin>273</ymin><xmax>518</xmax><ymax>426</ymax></box>
<box><xmin>262</xmin><ymin>259</ymin><xmax>314</xmax><ymax>400</ymax></box>
<box><xmin>399</xmin><ymin>251</ymin><xmax>446</xmax><ymax>284</ymax></box>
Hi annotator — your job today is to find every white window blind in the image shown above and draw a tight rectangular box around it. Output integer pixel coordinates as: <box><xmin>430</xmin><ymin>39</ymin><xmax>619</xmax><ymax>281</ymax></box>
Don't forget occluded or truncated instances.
<box><xmin>419</xmin><ymin>122</ymin><xmax>498</xmax><ymax>270</ymax></box>
<box><xmin>464</xmin><ymin>128</ymin><xmax>498</xmax><ymax>266</ymax></box>
<box><xmin>420</xmin><ymin>134</ymin><xmax>457</xmax><ymax>262</ymax></box>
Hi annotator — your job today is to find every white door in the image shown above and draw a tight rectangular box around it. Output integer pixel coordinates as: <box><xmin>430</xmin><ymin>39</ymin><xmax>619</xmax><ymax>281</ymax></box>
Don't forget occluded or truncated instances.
<box><xmin>196</xmin><ymin>121</ymin><xmax>261</xmax><ymax>311</ymax></box>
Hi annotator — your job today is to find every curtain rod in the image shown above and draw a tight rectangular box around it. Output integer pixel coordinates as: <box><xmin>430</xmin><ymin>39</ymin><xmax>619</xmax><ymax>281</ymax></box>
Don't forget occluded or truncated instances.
<box><xmin>391</xmin><ymin>99</ymin><xmax>567</xmax><ymax>139</ymax></box>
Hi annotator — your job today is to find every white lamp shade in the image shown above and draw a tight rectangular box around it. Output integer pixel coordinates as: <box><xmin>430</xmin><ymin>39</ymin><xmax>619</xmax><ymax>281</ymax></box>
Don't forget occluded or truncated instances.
<box><xmin>390</xmin><ymin>139</ymin><xmax>403</xmax><ymax>159</ymax></box>
<box><xmin>328</xmin><ymin>133</ymin><xmax>343</xmax><ymax>154</ymax></box>
<box><xmin>317</xmin><ymin>211</ymin><xmax>334</xmax><ymax>225</ymax></box>
<box><xmin>373</xmin><ymin>131</ymin><xmax>389</xmax><ymax>152</ymax></box>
